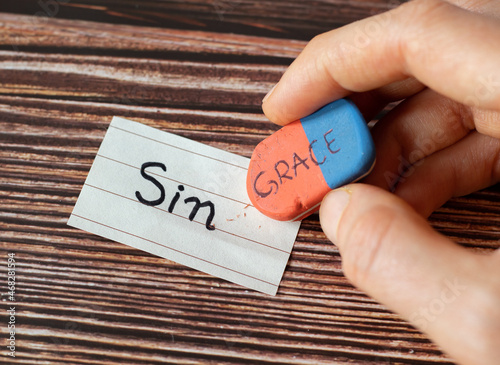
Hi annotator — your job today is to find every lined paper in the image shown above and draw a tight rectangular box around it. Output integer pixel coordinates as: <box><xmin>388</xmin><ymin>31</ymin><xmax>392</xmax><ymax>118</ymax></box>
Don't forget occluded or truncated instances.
<box><xmin>68</xmin><ymin>117</ymin><xmax>301</xmax><ymax>295</ymax></box>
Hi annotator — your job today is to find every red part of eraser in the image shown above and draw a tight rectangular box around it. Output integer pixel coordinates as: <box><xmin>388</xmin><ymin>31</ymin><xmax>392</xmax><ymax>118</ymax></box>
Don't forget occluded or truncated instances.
<box><xmin>246</xmin><ymin>120</ymin><xmax>330</xmax><ymax>221</ymax></box>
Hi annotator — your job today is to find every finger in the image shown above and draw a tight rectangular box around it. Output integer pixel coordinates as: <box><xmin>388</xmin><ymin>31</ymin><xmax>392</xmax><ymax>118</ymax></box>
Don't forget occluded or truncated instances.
<box><xmin>394</xmin><ymin>131</ymin><xmax>500</xmax><ymax>216</ymax></box>
<box><xmin>348</xmin><ymin>77</ymin><xmax>425</xmax><ymax>122</ymax></box>
<box><xmin>359</xmin><ymin>87</ymin><xmax>500</xmax><ymax>215</ymax></box>
<box><xmin>364</xmin><ymin>89</ymin><xmax>475</xmax><ymax>190</ymax></box>
<box><xmin>473</xmin><ymin>107</ymin><xmax>500</xmax><ymax>139</ymax></box>
<box><xmin>319</xmin><ymin>184</ymin><xmax>486</xmax><ymax>364</ymax></box>
<box><xmin>263</xmin><ymin>0</ymin><xmax>500</xmax><ymax>127</ymax></box>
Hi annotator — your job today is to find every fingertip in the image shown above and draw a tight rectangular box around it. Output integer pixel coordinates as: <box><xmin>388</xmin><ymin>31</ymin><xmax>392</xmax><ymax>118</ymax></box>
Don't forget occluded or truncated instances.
<box><xmin>319</xmin><ymin>187</ymin><xmax>352</xmax><ymax>245</ymax></box>
<box><xmin>261</xmin><ymin>83</ymin><xmax>285</xmax><ymax>125</ymax></box>
<box><xmin>262</xmin><ymin>76</ymin><xmax>310</xmax><ymax>126</ymax></box>
<box><xmin>473</xmin><ymin>109</ymin><xmax>500</xmax><ymax>139</ymax></box>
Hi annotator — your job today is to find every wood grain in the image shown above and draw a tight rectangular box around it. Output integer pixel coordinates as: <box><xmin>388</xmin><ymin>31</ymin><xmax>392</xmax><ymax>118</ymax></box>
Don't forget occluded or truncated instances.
<box><xmin>2</xmin><ymin>0</ymin><xmax>404</xmax><ymax>41</ymax></box>
<box><xmin>1</xmin><ymin>1</ymin><xmax>498</xmax><ymax>364</ymax></box>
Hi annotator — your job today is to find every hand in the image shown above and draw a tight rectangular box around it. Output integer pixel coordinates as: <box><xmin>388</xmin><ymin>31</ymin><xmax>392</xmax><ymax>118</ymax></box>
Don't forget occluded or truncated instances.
<box><xmin>262</xmin><ymin>0</ymin><xmax>500</xmax><ymax>364</ymax></box>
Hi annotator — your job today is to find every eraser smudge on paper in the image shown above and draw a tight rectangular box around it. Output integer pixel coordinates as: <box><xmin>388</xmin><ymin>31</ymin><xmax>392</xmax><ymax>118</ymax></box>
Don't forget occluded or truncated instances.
<box><xmin>68</xmin><ymin>117</ymin><xmax>300</xmax><ymax>295</ymax></box>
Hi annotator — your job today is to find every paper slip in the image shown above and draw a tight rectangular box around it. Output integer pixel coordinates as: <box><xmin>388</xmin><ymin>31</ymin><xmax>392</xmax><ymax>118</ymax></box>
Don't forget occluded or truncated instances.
<box><xmin>68</xmin><ymin>117</ymin><xmax>301</xmax><ymax>295</ymax></box>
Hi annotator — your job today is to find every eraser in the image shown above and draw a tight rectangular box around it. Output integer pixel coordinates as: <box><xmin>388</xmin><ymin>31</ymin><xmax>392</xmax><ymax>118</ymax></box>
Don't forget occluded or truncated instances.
<box><xmin>247</xmin><ymin>99</ymin><xmax>375</xmax><ymax>221</ymax></box>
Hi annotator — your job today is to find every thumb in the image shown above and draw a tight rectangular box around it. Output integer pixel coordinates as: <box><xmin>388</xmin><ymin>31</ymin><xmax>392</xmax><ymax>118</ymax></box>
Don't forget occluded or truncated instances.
<box><xmin>319</xmin><ymin>184</ymin><xmax>482</xmax><ymax>362</ymax></box>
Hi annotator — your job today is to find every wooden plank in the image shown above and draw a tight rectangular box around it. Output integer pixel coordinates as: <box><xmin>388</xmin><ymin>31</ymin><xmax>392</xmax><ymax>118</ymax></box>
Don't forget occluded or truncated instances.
<box><xmin>0</xmin><ymin>50</ymin><xmax>288</xmax><ymax>111</ymax></box>
<box><xmin>0</xmin><ymin>13</ymin><xmax>305</xmax><ymax>61</ymax></box>
<box><xmin>2</xmin><ymin>0</ymin><xmax>406</xmax><ymax>41</ymax></box>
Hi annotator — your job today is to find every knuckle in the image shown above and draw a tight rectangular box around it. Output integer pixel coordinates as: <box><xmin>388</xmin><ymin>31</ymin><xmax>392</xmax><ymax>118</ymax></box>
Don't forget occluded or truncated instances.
<box><xmin>399</xmin><ymin>0</ymin><xmax>450</xmax><ymax>19</ymax></box>
<box><xmin>443</xmin><ymin>98</ymin><xmax>476</xmax><ymax>132</ymax></box>
<box><xmin>340</xmin><ymin>205</ymin><xmax>399</xmax><ymax>289</ymax></box>
<box><xmin>296</xmin><ymin>33</ymin><xmax>332</xmax><ymax>87</ymax></box>
<box><xmin>399</xmin><ymin>0</ymin><xmax>453</xmax><ymax>60</ymax></box>
<box><xmin>315</xmin><ymin>49</ymin><xmax>341</xmax><ymax>89</ymax></box>
<box><xmin>307</xmin><ymin>32</ymin><xmax>344</xmax><ymax>86</ymax></box>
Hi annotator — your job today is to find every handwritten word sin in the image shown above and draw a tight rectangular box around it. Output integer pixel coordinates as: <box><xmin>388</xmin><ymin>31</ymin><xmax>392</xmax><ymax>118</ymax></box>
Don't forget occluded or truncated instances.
<box><xmin>135</xmin><ymin>162</ymin><xmax>215</xmax><ymax>231</ymax></box>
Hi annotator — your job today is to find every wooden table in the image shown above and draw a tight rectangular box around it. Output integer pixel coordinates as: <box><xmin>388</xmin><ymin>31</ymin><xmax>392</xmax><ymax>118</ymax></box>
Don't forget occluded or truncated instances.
<box><xmin>1</xmin><ymin>1</ymin><xmax>499</xmax><ymax>364</ymax></box>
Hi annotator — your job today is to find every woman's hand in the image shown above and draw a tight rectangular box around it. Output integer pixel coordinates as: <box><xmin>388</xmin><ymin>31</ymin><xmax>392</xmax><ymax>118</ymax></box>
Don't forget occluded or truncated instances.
<box><xmin>262</xmin><ymin>1</ymin><xmax>500</xmax><ymax>364</ymax></box>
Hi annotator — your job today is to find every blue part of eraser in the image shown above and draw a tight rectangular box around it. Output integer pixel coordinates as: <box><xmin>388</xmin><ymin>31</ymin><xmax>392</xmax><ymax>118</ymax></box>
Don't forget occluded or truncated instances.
<box><xmin>300</xmin><ymin>99</ymin><xmax>376</xmax><ymax>189</ymax></box>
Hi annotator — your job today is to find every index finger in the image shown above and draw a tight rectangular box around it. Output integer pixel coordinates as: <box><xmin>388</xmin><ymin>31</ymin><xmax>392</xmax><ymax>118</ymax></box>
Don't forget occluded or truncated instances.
<box><xmin>262</xmin><ymin>0</ymin><xmax>500</xmax><ymax>125</ymax></box>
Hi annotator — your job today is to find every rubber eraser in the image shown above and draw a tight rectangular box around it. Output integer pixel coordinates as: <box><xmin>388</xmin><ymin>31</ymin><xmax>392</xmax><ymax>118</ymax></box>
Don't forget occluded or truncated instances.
<box><xmin>247</xmin><ymin>99</ymin><xmax>375</xmax><ymax>221</ymax></box>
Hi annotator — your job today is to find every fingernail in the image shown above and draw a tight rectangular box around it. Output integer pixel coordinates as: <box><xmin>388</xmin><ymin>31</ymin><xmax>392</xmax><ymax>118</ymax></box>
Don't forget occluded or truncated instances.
<box><xmin>320</xmin><ymin>187</ymin><xmax>351</xmax><ymax>244</ymax></box>
<box><xmin>262</xmin><ymin>84</ymin><xmax>277</xmax><ymax>104</ymax></box>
